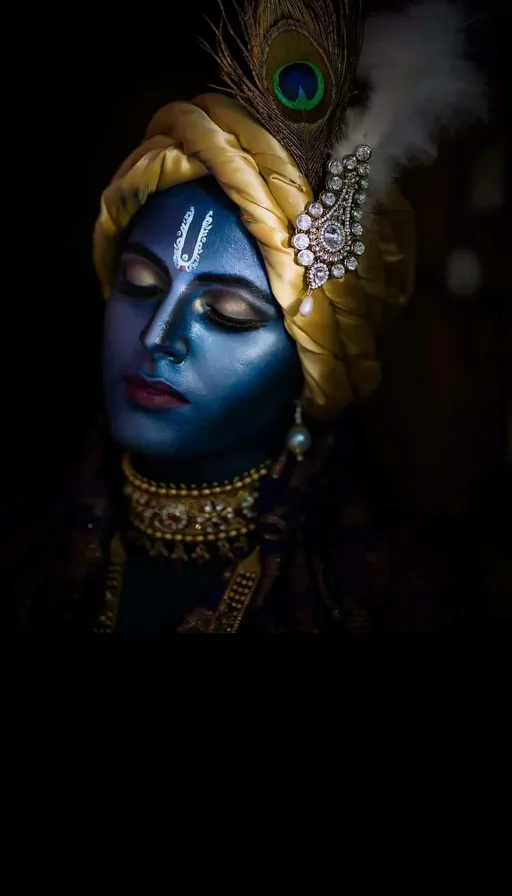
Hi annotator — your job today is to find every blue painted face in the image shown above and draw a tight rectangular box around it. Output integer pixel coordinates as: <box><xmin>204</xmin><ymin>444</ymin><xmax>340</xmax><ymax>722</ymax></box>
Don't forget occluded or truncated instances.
<box><xmin>103</xmin><ymin>179</ymin><xmax>302</xmax><ymax>461</ymax></box>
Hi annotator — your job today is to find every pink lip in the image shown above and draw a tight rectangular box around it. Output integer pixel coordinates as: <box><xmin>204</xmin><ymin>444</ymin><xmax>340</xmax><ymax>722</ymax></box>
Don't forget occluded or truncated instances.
<box><xmin>123</xmin><ymin>374</ymin><xmax>189</xmax><ymax>410</ymax></box>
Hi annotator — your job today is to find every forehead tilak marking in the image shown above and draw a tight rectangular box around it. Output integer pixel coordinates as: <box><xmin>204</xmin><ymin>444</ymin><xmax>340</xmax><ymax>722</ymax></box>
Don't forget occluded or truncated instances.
<box><xmin>173</xmin><ymin>206</ymin><xmax>214</xmax><ymax>273</ymax></box>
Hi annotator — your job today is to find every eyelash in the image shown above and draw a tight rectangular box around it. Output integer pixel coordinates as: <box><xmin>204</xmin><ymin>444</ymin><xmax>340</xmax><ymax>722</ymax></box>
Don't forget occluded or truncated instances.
<box><xmin>203</xmin><ymin>305</ymin><xmax>265</xmax><ymax>332</ymax></box>
<box><xmin>119</xmin><ymin>280</ymin><xmax>165</xmax><ymax>299</ymax></box>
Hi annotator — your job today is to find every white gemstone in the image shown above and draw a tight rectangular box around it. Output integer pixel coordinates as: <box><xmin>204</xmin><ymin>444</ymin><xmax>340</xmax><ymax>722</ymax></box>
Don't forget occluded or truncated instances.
<box><xmin>310</xmin><ymin>263</ymin><xmax>329</xmax><ymax>287</ymax></box>
<box><xmin>293</xmin><ymin>232</ymin><xmax>310</xmax><ymax>250</ymax></box>
<box><xmin>328</xmin><ymin>159</ymin><xmax>343</xmax><ymax>175</ymax></box>
<box><xmin>331</xmin><ymin>263</ymin><xmax>346</xmax><ymax>279</ymax></box>
<box><xmin>344</xmin><ymin>155</ymin><xmax>357</xmax><ymax>170</ymax></box>
<box><xmin>353</xmin><ymin>241</ymin><xmax>365</xmax><ymax>255</ymax></box>
<box><xmin>346</xmin><ymin>256</ymin><xmax>358</xmax><ymax>271</ymax></box>
<box><xmin>299</xmin><ymin>295</ymin><xmax>314</xmax><ymax>317</ymax></box>
<box><xmin>323</xmin><ymin>223</ymin><xmax>344</xmax><ymax>250</ymax></box>
<box><xmin>297</xmin><ymin>213</ymin><xmax>312</xmax><ymax>231</ymax></box>
<box><xmin>355</xmin><ymin>191</ymin><xmax>367</xmax><ymax>204</ymax></box>
<box><xmin>321</xmin><ymin>191</ymin><xmax>336</xmax><ymax>207</ymax></box>
<box><xmin>357</xmin><ymin>163</ymin><xmax>370</xmax><ymax>176</ymax></box>
<box><xmin>308</xmin><ymin>202</ymin><xmax>324</xmax><ymax>218</ymax></box>
<box><xmin>359</xmin><ymin>178</ymin><xmax>369</xmax><ymax>190</ymax></box>
<box><xmin>351</xmin><ymin>223</ymin><xmax>363</xmax><ymax>236</ymax></box>
<box><xmin>182</xmin><ymin>254</ymin><xmax>189</xmax><ymax>261</ymax></box>
<box><xmin>356</xmin><ymin>144</ymin><xmax>372</xmax><ymax>162</ymax></box>
<box><xmin>352</xmin><ymin>209</ymin><xmax>363</xmax><ymax>221</ymax></box>
<box><xmin>297</xmin><ymin>249</ymin><xmax>314</xmax><ymax>266</ymax></box>
<box><xmin>327</xmin><ymin>176</ymin><xmax>342</xmax><ymax>191</ymax></box>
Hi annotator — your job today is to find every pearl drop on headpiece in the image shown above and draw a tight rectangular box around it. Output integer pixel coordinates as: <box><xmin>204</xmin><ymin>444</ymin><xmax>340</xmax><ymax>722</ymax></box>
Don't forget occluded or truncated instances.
<box><xmin>299</xmin><ymin>295</ymin><xmax>314</xmax><ymax>317</ymax></box>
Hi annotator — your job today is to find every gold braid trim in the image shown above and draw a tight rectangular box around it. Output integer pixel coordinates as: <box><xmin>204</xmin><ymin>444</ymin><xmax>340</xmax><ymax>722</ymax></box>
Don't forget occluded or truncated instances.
<box><xmin>208</xmin><ymin>547</ymin><xmax>262</xmax><ymax>633</ymax></box>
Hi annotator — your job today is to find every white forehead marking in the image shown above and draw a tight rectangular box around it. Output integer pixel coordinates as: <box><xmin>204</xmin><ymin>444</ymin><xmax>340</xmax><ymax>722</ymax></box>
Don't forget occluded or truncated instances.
<box><xmin>173</xmin><ymin>206</ymin><xmax>214</xmax><ymax>272</ymax></box>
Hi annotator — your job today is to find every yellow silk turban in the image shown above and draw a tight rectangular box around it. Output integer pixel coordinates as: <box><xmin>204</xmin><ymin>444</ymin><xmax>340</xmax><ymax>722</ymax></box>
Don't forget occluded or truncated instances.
<box><xmin>93</xmin><ymin>93</ymin><xmax>415</xmax><ymax>421</ymax></box>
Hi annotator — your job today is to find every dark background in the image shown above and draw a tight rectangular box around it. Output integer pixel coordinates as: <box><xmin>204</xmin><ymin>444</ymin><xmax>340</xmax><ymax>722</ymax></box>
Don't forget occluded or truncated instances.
<box><xmin>10</xmin><ymin>2</ymin><xmax>512</xmax><ymax>544</ymax></box>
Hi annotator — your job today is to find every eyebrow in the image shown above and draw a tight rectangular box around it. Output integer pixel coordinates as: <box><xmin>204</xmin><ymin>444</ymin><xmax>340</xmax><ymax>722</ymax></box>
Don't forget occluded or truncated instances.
<box><xmin>121</xmin><ymin>244</ymin><xmax>275</xmax><ymax>311</ymax></box>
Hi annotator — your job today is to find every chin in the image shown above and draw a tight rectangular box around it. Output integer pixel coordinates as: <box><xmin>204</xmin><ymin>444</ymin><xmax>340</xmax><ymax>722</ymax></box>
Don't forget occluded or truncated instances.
<box><xmin>111</xmin><ymin>428</ymin><xmax>166</xmax><ymax>456</ymax></box>
<box><xmin>107</xmin><ymin>409</ymin><xmax>180</xmax><ymax>456</ymax></box>
<box><xmin>108</xmin><ymin>412</ymin><xmax>151</xmax><ymax>453</ymax></box>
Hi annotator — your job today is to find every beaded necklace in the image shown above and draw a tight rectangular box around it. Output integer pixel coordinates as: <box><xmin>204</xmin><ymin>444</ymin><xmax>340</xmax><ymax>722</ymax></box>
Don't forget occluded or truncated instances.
<box><xmin>95</xmin><ymin>455</ymin><xmax>274</xmax><ymax>633</ymax></box>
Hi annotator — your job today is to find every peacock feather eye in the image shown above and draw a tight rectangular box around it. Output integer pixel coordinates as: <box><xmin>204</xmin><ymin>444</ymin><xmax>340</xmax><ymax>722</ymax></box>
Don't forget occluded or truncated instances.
<box><xmin>212</xmin><ymin>1</ymin><xmax>365</xmax><ymax>188</ymax></box>
<box><xmin>272</xmin><ymin>61</ymin><xmax>325</xmax><ymax>112</ymax></box>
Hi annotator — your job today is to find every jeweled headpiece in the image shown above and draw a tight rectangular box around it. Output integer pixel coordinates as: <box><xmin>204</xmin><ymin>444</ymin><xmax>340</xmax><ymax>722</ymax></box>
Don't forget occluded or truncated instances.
<box><xmin>292</xmin><ymin>146</ymin><xmax>371</xmax><ymax>313</ymax></box>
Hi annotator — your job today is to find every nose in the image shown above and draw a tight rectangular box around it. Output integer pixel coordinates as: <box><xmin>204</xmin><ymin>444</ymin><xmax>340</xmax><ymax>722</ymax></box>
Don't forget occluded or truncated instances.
<box><xmin>140</xmin><ymin>298</ymin><xmax>189</xmax><ymax>364</ymax></box>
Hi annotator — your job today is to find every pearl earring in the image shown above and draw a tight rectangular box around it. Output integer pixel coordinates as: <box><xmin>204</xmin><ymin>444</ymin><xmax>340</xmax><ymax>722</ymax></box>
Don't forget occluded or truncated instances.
<box><xmin>286</xmin><ymin>400</ymin><xmax>312</xmax><ymax>462</ymax></box>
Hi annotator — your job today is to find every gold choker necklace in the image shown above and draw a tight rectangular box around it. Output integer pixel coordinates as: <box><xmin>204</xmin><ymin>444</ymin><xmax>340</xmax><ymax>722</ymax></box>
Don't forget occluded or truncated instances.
<box><xmin>121</xmin><ymin>454</ymin><xmax>269</xmax><ymax>562</ymax></box>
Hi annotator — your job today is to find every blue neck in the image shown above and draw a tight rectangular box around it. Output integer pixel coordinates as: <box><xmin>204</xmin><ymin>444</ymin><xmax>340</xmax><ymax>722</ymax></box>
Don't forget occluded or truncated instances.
<box><xmin>131</xmin><ymin>416</ymin><xmax>290</xmax><ymax>485</ymax></box>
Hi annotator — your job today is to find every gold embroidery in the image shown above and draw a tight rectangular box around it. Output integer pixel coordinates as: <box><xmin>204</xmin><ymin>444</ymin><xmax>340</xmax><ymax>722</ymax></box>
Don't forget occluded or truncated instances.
<box><xmin>94</xmin><ymin>534</ymin><xmax>126</xmax><ymax>633</ymax></box>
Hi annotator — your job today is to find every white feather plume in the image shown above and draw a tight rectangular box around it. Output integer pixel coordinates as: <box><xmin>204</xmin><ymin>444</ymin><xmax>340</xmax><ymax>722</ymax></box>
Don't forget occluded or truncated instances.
<box><xmin>333</xmin><ymin>1</ymin><xmax>486</xmax><ymax>207</ymax></box>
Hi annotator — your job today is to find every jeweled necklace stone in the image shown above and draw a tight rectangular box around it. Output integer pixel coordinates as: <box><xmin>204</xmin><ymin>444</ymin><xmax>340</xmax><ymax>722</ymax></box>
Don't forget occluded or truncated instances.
<box><xmin>323</xmin><ymin>222</ymin><xmax>344</xmax><ymax>250</ymax></box>
<box><xmin>121</xmin><ymin>454</ymin><xmax>269</xmax><ymax>563</ymax></box>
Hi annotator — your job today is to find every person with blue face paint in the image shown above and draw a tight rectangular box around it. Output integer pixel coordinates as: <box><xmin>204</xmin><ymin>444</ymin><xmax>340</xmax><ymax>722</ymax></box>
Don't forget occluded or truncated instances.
<box><xmin>104</xmin><ymin>180</ymin><xmax>303</xmax><ymax>481</ymax></box>
<box><xmin>7</xmin><ymin>0</ymin><xmax>485</xmax><ymax>634</ymax></box>
<box><xmin>99</xmin><ymin>179</ymin><xmax>307</xmax><ymax>632</ymax></box>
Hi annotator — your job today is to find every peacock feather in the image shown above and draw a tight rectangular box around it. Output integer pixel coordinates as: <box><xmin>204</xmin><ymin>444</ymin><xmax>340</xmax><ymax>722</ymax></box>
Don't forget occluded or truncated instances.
<box><xmin>202</xmin><ymin>0</ymin><xmax>365</xmax><ymax>193</ymax></box>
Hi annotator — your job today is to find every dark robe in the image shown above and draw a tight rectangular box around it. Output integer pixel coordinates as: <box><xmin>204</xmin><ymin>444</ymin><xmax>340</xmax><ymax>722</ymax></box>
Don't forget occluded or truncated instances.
<box><xmin>1</xmin><ymin>409</ymin><xmax>484</xmax><ymax>634</ymax></box>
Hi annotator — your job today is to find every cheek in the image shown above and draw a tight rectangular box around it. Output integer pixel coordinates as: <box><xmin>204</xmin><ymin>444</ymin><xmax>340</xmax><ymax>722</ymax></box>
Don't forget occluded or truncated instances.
<box><xmin>103</xmin><ymin>296</ymin><xmax>147</xmax><ymax>368</ymax></box>
<box><xmin>202</xmin><ymin>325</ymin><xmax>301</xmax><ymax>403</ymax></box>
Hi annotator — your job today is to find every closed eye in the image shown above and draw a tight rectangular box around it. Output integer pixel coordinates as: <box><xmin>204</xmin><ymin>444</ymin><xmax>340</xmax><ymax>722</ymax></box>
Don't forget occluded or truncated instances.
<box><xmin>117</xmin><ymin>253</ymin><xmax>169</xmax><ymax>297</ymax></box>
<box><xmin>198</xmin><ymin>292</ymin><xmax>269</xmax><ymax>331</ymax></box>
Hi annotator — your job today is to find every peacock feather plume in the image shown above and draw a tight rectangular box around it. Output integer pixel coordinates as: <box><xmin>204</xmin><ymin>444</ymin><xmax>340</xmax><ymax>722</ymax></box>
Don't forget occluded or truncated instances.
<box><xmin>202</xmin><ymin>0</ymin><xmax>365</xmax><ymax>193</ymax></box>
